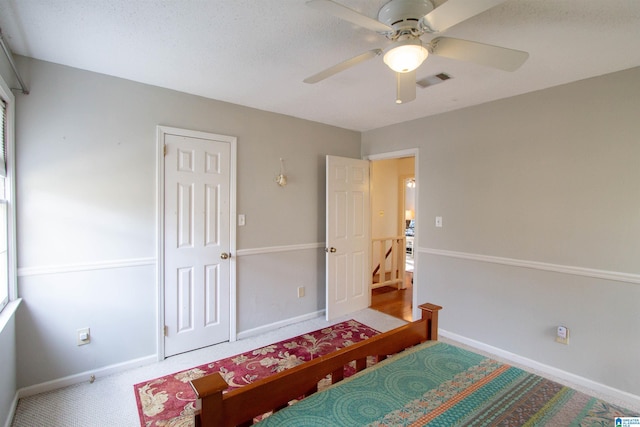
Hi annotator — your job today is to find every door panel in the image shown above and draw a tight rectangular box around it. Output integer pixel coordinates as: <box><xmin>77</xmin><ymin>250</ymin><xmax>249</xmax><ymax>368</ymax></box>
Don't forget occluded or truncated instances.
<box><xmin>352</xmin><ymin>251</ymin><xmax>366</xmax><ymax>297</ymax></box>
<box><xmin>177</xmin><ymin>267</ymin><xmax>194</xmax><ymax>332</ymax></box>
<box><xmin>204</xmin><ymin>264</ymin><xmax>219</xmax><ymax>325</ymax></box>
<box><xmin>204</xmin><ymin>184</ymin><xmax>219</xmax><ymax>246</ymax></box>
<box><xmin>177</xmin><ymin>183</ymin><xmax>194</xmax><ymax>248</ymax></box>
<box><xmin>326</xmin><ymin>155</ymin><xmax>370</xmax><ymax>321</ymax></box>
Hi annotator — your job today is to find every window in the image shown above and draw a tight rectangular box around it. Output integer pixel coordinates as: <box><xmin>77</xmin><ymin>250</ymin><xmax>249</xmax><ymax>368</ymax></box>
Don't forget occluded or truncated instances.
<box><xmin>0</xmin><ymin>99</ymin><xmax>7</xmax><ymax>311</ymax></box>
<box><xmin>0</xmin><ymin>199</ymin><xmax>7</xmax><ymax>312</ymax></box>
<box><xmin>0</xmin><ymin>82</ymin><xmax>13</xmax><ymax>314</ymax></box>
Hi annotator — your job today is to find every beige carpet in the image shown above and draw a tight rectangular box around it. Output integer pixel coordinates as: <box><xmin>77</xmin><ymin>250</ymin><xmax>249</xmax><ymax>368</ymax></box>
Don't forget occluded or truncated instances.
<box><xmin>10</xmin><ymin>309</ymin><xmax>405</xmax><ymax>427</ymax></box>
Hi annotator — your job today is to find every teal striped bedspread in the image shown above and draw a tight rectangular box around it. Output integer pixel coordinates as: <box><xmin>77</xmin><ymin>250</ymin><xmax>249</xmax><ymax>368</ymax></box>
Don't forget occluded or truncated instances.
<box><xmin>256</xmin><ymin>341</ymin><xmax>636</xmax><ymax>426</ymax></box>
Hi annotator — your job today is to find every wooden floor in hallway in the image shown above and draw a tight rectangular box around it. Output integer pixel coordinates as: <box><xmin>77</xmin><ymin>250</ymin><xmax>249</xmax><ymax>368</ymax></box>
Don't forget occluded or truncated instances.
<box><xmin>370</xmin><ymin>271</ymin><xmax>413</xmax><ymax>322</ymax></box>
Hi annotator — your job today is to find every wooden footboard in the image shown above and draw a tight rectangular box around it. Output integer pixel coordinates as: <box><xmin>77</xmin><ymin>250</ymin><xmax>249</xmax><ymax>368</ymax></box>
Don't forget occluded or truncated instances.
<box><xmin>191</xmin><ymin>303</ymin><xmax>442</xmax><ymax>427</ymax></box>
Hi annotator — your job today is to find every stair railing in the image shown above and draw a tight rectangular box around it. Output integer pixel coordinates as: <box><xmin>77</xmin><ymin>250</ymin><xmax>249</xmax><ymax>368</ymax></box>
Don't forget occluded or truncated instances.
<box><xmin>371</xmin><ymin>236</ymin><xmax>406</xmax><ymax>290</ymax></box>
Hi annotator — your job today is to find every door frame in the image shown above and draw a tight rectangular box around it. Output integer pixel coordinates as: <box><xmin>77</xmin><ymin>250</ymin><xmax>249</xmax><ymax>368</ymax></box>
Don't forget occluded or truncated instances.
<box><xmin>156</xmin><ymin>125</ymin><xmax>237</xmax><ymax>360</ymax></box>
<box><xmin>365</xmin><ymin>148</ymin><xmax>419</xmax><ymax>319</ymax></box>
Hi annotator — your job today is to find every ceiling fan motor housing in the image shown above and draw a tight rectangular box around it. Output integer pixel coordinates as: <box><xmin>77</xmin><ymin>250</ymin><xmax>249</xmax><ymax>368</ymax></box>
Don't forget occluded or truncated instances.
<box><xmin>378</xmin><ymin>0</ymin><xmax>434</xmax><ymax>38</ymax></box>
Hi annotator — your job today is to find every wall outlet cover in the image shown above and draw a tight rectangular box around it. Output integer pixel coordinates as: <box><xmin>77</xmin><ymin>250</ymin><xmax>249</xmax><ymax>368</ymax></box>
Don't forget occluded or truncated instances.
<box><xmin>77</xmin><ymin>327</ymin><xmax>91</xmax><ymax>346</ymax></box>
<box><xmin>555</xmin><ymin>326</ymin><xmax>569</xmax><ymax>345</ymax></box>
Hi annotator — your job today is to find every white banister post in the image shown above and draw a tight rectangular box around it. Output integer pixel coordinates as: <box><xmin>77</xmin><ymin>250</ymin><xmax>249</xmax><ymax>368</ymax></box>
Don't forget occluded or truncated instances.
<box><xmin>399</xmin><ymin>236</ymin><xmax>406</xmax><ymax>289</ymax></box>
<box><xmin>379</xmin><ymin>239</ymin><xmax>386</xmax><ymax>286</ymax></box>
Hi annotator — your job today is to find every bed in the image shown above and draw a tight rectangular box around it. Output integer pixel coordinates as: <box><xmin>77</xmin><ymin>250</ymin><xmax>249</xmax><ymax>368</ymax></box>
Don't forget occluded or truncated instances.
<box><xmin>190</xmin><ymin>303</ymin><xmax>442</xmax><ymax>426</ymax></box>
<box><xmin>189</xmin><ymin>303</ymin><xmax>634</xmax><ymax>426</ymax></box>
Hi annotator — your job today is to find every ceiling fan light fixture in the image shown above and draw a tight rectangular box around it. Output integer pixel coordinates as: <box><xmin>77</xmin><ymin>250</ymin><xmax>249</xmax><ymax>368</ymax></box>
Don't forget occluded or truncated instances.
<box><xmin>383</xmin><ymin>39</ymin><xmax>429</xmax><ymax>73</ymax></box>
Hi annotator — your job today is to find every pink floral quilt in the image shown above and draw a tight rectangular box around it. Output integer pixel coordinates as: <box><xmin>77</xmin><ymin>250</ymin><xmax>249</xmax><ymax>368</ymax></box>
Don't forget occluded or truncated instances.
<box><xmin>133</xmin><ymin>320</ymin><xmax>379</xmax><ymax>426</ymax></box>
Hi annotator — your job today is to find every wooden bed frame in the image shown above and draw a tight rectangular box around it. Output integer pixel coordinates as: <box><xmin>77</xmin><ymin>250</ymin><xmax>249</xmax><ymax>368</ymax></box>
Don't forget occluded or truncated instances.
<box><xmin>190</xmin><ymin>303</ymin><xmax>442</xmax><ymax>427</ymax></box>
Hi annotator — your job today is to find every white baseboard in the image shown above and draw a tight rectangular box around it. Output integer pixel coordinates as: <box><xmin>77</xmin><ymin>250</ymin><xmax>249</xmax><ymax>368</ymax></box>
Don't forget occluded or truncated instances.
<box><xmin>3</xmin><ymin>392</ymin><xmax>19</xmax><ymax>427</ymax></box>
<box><xmin>16</xmin><ymin>354</ymin><xmax>157</xmax><ymax>399</ymax></box>
<box><xmin>237</xmin><ymin>310</ymin><xmax>325</xmax><ymax>340</ymax></box>
<box><xmin>439</xmin><ymin>329</ymin><xmax>640</xmax><ymax>409</ymax></box>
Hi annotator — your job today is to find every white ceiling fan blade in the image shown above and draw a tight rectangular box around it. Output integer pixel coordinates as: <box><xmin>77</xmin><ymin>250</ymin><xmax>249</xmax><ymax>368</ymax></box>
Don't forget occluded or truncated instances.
<box><xmin>430</xmin><ymin>37</ymin><xmax>528</xmax><ymax>71</ymax></box>
<box><xmin>422</xmin><ymin>0</ymin><xmax>508</xmax><ymax>33</ymax></box>
<box><xmin>306</xmin><ymin>0</ymin><xmax>393</xmax><ymax>33</ymax></box>
<box><xmin>304</xmin><ymin>49</ymin><xmax>383</xmax><ymax>84</ymax></box>
<box><xmin>396</xmin><ymin>70</ymin><xmax>416</xmax><ymax>104</ymax></box>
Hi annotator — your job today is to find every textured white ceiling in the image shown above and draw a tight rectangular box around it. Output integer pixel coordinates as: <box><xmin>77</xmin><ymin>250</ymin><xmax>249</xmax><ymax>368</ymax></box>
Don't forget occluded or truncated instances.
<box><xmin>1</xmin><ymin>0</ymin><xmax>639</xmax><ymax>131</ymax></box>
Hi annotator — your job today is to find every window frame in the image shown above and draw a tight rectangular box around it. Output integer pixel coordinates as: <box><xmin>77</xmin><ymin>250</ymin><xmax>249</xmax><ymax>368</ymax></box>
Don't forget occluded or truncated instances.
<box><xmin>0</xmin><ymin>73</ymin><xmax>16</xmax><ymax>314</ymax></box>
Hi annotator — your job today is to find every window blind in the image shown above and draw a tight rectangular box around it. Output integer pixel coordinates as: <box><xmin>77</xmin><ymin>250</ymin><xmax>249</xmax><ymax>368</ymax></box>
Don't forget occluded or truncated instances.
<box><xmin>0</xmin><ymin>99</ymin><xmax>6</xmax><ymax>177</ymax></box>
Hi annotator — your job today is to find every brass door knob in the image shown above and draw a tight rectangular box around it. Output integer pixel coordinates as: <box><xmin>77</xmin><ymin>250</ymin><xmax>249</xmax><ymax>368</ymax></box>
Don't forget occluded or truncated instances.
<box><xmin>325</xmin><ymin>247</ymin><xmax>337</xmax><ymax>253</ymax></box>
<box><xmin>220</xmin><ymin>252</ymin><xmax>230</xmax><ymax>260</ymax></box>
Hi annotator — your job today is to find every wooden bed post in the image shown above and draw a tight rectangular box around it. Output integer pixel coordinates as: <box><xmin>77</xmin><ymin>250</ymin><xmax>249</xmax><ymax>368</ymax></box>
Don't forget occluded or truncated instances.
<box><xmin>418</xmin><ymin>303</ymin><xmax>442</xmax><ymax>341</ymax></box>
<box><xmin>190</xmin><ymin>372</ymin><xmax>229</xmax><ymax>426</ymax></box>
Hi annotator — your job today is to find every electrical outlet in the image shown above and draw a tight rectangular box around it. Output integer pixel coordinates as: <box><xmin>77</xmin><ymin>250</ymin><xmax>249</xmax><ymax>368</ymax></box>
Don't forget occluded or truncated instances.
<box><xmin>297</xmin><ymin>286</ymin><xmax>305</xmax><ymax>298</ymax></box>
<box><xmin>77</xmin><ymin>327</ymin><xmax>91</xmax><ymax>346</ymax></box>
<box><xmin>555</xmin><ymin>326</ymin><xmax>569</xmax><ymax>345</ymax></box>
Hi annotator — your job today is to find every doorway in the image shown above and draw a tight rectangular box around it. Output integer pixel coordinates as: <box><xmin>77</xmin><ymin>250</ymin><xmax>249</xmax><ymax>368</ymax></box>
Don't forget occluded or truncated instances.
<box><xmin>368</xmin><ymin>153</ymin><xmax>416</xmax><ymax>321</ymax></box>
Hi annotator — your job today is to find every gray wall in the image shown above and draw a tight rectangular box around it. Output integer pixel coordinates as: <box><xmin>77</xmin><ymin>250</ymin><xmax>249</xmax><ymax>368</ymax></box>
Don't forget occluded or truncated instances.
<box><xmin>14</xmin><ymin>57</ymin><xmax>359</xmax><ymax>388</ymax></box>
<box><xmin>362</xmin><ymin>67</ymin><xmax>640</xmax><ymax>396</ymax></box>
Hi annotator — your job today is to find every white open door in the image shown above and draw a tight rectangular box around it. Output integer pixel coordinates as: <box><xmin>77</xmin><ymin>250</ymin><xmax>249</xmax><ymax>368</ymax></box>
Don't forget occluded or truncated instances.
<box><xmin>326</xmin><ymin>155</ymin><xmax>370</xmax><ymax>321</ymax></box>
<box><xmin>162</xmin><ymin>128</ymin><xmax>234</xmax><ymax>357</ymax></box>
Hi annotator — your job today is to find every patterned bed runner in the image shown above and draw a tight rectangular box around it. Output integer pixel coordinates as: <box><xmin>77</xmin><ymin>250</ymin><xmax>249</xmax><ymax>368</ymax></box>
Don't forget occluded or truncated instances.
<box><xmin>133</xmin><ymin>320</ymin><xmax>379</xmax><ymax>426</ymax></box>
<box><xmin>257</xmin><ymin>341</ymin><xmax>636</xmax><ymax>426</ymax></box>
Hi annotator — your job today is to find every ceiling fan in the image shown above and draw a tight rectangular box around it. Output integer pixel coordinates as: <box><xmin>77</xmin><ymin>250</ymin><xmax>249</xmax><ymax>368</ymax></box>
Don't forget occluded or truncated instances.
<box><xmin>304</xmin><ymin>0</ymin><xmax>529</xmax><ymax>104</ymax></box>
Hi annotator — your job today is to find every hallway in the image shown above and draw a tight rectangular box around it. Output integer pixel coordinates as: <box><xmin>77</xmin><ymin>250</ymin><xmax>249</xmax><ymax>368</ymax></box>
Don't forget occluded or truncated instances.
<box><xmin>370</xmin><ymin>271</ymin><xmax>413</xmax><ymax>322</ymax></box>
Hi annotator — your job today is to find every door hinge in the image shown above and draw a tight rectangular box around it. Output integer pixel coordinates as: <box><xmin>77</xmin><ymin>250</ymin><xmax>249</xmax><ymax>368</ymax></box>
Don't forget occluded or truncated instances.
<box><xmin>163</xmin><ymin>145</ymin><xmax>167</xmax><ymax>156</ymax></box>
<box><xmin>164</xmin><ymin>325</ymin><xmax>168</xmax><ymax>337</ymax></box>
